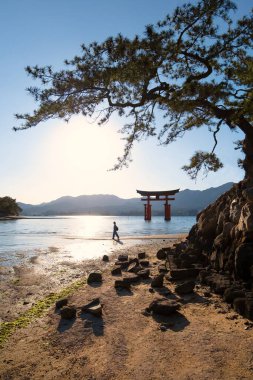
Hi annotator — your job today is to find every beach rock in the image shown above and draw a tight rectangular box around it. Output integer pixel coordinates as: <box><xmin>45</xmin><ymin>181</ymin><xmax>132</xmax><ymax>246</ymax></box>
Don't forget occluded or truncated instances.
<box><xmin>175</xmin><ymin>280</ymin><xmax>195</xmax><ymax>295</ymax></box>
<box><xmin>123</xmin><ymin>275</ymin><xmax>140</xmax><ymax>284</ymax></box>
<box><xmin>158</xmin><ymin>264</ymin><xmax>168</xmax><ymax>273</ymax></box>
<box><xmin>138</xmin><ymin>252</ymin><xmax>146</xmax><ymax>259</ymax></box>
<box><xmin>111</xmin><ymin>267</ymin><xmax>122</xmax><ymax>276</ymax></box>
<box><xmin>156</xmin><ymin>249</ymin><xmax>167</xmax><ymax>260</ymax></box>
<box><xmin>149</xmin><ymin>299</ymin><xmax>180</xmax><ymax>315</ymax></box>
<box><xmin>140</xmin><ymin>260</ymin><xmax>150</xmax><ymax>267</ymax></box>
<box><xmin>129</xmin><ymin>265</ymin><xmax>143</xmax><ymax>274</ymax></box>
<box><xmin>205</xmin><ymin>273</ymin><xmax>231</xmax><ymax>295</ymax></box>
<box><xmin>141</xmin><ymin>308</ymin><xmax>152</xmax><ymax>317</ymax></box>
<box><xmin>235</xmin><ymin>243</ymin><xmax>253</xmax><ymax>280</ymax></box>
<box><xmin>60</xmin><ymin>306</ymin><xmax>76</xmax><ymax>320</ymax></box>
<box><xmin>102</xmin><ymin>255</ymin><xmax>109</xmax><ymax>262</ymax></box>
<box><xmin>178</xmin><ymin>253</ymin><xmax>199</xmax><ymax>268</ymax></box>
<box><xmin>223</xmin><ymin>288</ymin><xmax>245</xmax><ymax>304</ymax></box>
<box><xmin>128</xmin><ymin>258</ymin><xmax>139</xmax><ymax>265</ymax></box>
<box><xmin>115</xmin><ymin>261</ymin><xmax>129</xmax><ymax>269</ymax></box>
<box><xmin>81</xmin><ymin>298</ymin><xmax>103</xmax><ymax>317</ymax></box>
<box><xmin>245</xmin><ymin>293</ymin><xmax>253</xmax><ymax>320</ymax></box>
<box><xmin>233</xmin><ymin>298</ymin><xmax>246</xmax><ymax>316</ymax></box>
<box><xmin>87</xmin><ymin>271</ymin><xmax>102</xmax><ymax>284</ymax></box>
<box><xmin>118</xmin><ymin>254</ymin><xmax>128</xmax><ymax>262</ymax></box>
<box><xmin>87</xmin><ymin>304</ymin><xmax>103</xmax><ymax>317</ymax></box>
<box><xmin>137</xmin><ymin>269</ymin><xmax>150</xmax><ymax>279</ymax></box>
<box><xmin>169</xmin><ymin>268</ymin><xmax>201</xmax><ymax>280</ymax></box>
<box><xmin>127</xmin><ymin>261</ymin><xmax>141</xmax><ymax>273</ymax></box>
<box><xmin>81</xmin><ymin>298</ymin><xmax>100</xmax><ymax>312</ymax></box>
<box><xmin>151</xmin><ymin>274</ymin><xmax>164</xmax><ymax>288</ymax></box>
<box><xmin>198</xmin><ymin>270</ymin><xmax>210</xmax><ymax>284</ymax></box>
<box><xmin>55</xmin><ymin>298</ymin><xmax>68</xmax><ymax>309</ymax></box>
<box><xmin>114</xmin><ymin>280</ymin><xmax>131</xmax><ymax>290</ymax></box>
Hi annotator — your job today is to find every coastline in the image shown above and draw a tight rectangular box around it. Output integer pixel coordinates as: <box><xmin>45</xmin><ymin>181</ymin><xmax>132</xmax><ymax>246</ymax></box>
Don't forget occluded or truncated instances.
<box><xmin>1</xmin><ymin>234</ymin><xmax>253</xmax><ymax>379</ymax></box>
<box><xmin>0</xmin><ymin>235</ymin><xmax>187</xmax><ymax>322</ymax></box>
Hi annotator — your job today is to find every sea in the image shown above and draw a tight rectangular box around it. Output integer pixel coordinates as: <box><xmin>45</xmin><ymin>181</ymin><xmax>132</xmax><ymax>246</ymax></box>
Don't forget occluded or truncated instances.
<box><xmin>0</xmin><ymin>215</ymin><xmax>195</xmax><ymax>267</ymax></box>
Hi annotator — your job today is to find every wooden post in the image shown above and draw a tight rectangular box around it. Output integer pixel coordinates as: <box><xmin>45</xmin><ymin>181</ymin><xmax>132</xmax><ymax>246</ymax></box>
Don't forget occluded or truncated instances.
<box><xmin>164</xmin><ymin>196</ymin><xmax>171</xmax><ymax>221</ymax></box>
<box><xmin>144</xmin><ymin>196</ymin><xmax>152</xmax><ymax>220</ymax></box>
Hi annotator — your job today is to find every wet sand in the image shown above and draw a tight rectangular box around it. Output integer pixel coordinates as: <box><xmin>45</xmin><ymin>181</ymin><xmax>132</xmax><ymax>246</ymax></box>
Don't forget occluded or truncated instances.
<box><xmin>1</xmin><ymin>233</ymin><xmax>253</xmax><ymax>380</ymax></box>
<box><xmin>0</xmin><ymin>234</ymin><xmax>187</xmax><ymax>323</ymax></box>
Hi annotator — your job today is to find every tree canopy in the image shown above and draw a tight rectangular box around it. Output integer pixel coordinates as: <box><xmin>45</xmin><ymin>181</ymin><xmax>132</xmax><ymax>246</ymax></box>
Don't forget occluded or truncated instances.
<box><xmin>0</xmin><ymin>197</ymin><xmax>22</xmax><ymax>217</ymax></box>
<box><xmin>14</xmin><ymin>0</ymin><xmax>253</xmax><ymax>179</ymax></box>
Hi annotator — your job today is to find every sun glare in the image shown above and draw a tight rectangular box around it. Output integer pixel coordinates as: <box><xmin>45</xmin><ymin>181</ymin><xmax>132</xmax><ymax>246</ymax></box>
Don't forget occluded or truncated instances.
<box><xmin>34</xmin><ymin>117</ymin><xmax>132</xmax><ymax>200</ymax></box>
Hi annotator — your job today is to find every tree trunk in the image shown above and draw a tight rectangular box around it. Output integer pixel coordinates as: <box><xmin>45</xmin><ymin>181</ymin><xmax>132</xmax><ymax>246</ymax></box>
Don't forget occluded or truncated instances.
<box><xmin>243</xmin><ymin>133</ymin><xmax>253</xmax><ymax>186</ymax></box>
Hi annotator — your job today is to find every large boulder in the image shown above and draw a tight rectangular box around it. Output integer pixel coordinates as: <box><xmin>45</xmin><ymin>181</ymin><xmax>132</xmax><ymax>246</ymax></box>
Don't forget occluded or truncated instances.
<box><xmin>138</xmin><ymin>252</ymin><xmax>146</xmax><ymax>259</ymax></box>
<box><xmin>223</xmin><ymin>288</ymin><xmax>245</xmax><ymax>304</ymax></box>
<box><xmin>151</xmin><ymin>274</ymin><xmax>164</xmax><ymax>288</ymax></box>
<box><xmin>60</xmin><ymin>306</ymin><xmax>76</xmax><ymax>320</ymax></box>
<box><xmin>175</xmin><ymin>280</ymin><xmax>195</xmax><ymax>295</ymax></box>
<box><xmin>137</xmin><ymin>269</ymin><xmax>150</xmax><ymax>279</ymax></box>
<box><xmin>156</xmin><ymin>249</ymin><xmax>167</xmax><ymax>260</ymax></box>
<box><xmin>81</xmin><ymin>298</ymin><xmax>103</xmax><ymax>317</ymax></box>
<box><xmin>235</xmin><ymin>243</ymin><xmax>253</xmax><ymax>280</ymax></box>
<box><xmin>111</xmin><ymin>267</ymin><xmax>122</xmax><ymax>276</ymax></box>
<box><xmin>123</xmin><ymin>275</ymin><xmax>140</xmax><ymax>284</ymax></box>
<box><xmin>188</xmin><ymin>181</ymin><xmax>253</xmax><ymax>280</ymax></box>
<box><xmin>237</xmin><ymin>203</ymin><xmax>253</xmax><ymax>232</ymax></box>
<box><xmin>118</xmin><ymin>254</ymin><xmax>128</xmax><ymax>262</ymax></box>
<box><xmin>87</xmin><ymin>271</ymin><xmax>102</xmax><ymax>284</ymax></box>
<box><xmin>169</xmin><ymin>268</ymin><xmax>201</xmax><ymax>280</ymax></box>
<box><xmin>55</xmin><ymin>298</ymin><xmax>68</xmax><ymax>309</ymax></box>
<box><xmin>114</xmin><ymin>280</ymin><xmax>131</xmax><ymax>290</ymax></box>
<box><xmin>149</xmin><ymin>299</ymin><xmax>180</xmax><ymax>315</ymax></box>
<box><xmin>179</xmin><ymin>181</ymin><xmax>253</xmax><ymax>317</ymax></box>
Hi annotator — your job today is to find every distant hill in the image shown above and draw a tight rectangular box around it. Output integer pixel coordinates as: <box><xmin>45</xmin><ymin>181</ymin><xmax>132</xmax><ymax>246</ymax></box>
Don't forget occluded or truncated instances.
<box><xmin>19</xmin><ymin>182</ymin><xmax>233</xmax><ymax>217</ymax></box>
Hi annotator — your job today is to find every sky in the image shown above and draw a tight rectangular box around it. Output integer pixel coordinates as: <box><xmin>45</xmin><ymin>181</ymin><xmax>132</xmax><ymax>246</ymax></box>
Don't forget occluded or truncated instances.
<box><xmin>0</xmin><ymin>0</ymin><xmax>252</xmax><ymax>204</ymax></box>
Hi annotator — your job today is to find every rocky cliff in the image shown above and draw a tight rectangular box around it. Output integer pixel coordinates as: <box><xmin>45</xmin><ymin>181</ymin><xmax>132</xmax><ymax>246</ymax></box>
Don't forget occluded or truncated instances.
<box><xmin>180</xmin><ymin>180</ymin><xmax>253</xmax><ymax>319</ymax></box>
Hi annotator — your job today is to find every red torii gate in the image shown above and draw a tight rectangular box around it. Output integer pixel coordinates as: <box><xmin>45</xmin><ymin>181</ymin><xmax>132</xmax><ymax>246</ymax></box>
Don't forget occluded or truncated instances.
<box><xmin>136</xmin><ymin>189</ymin><xmax>179</xmax><ymax>221</ymax></box>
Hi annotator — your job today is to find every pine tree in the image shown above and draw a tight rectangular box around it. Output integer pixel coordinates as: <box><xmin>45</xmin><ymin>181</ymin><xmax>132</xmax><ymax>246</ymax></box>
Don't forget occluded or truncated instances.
<box><xmin>14</xmin><ymin>0</ymin><xmax>253</xmax><ymax>183</ymax></box>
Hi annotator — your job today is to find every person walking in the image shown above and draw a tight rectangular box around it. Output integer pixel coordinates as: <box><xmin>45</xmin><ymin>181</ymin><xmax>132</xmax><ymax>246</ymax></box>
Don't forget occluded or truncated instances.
<box><xmin>112</xmin><ymin>221</ymin><xmax>119</xmax><ymax>241</ymax></box>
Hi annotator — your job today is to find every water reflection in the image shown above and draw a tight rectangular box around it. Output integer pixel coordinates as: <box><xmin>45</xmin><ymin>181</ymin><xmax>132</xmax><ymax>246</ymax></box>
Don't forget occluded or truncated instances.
<box><xmin>0</xmin><ymin>215</ymin><xmax>195</xmax><ymax>266</ymax></box>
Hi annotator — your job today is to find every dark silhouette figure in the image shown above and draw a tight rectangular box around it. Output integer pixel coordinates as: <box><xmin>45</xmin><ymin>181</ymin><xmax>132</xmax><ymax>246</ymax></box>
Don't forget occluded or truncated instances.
<box><xmin>112</xmin><ymin>221</ymin><xmax>119</xmax><ymax>241</ymax></box>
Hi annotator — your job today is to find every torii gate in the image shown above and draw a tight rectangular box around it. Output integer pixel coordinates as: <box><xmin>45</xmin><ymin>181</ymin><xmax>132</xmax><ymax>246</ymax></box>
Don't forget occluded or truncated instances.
<box><xmin>136</xmin><ymin>189</ymin><xmax>179</xmax><ymax>221</ymax></box>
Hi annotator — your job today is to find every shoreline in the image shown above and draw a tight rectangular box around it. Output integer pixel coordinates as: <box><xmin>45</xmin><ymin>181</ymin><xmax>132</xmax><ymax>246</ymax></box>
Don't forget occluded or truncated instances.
<box><xmin>1</xmin><ymin>235</ymin><xmax>253</xmax><ymax>379</ymax></box>
<box><xmin>0</xmin><ymin>234</ymin><xmax>188</xmax><ymax>268</ymax></box>
<box><xmin>64</xmin><ymin>233</ymin><xmax>188</xmax><ymax>240</ymax></box>
<box><xmin>0</xmin><ymin>236</ymin><xmax>187</xmax><ymax>323</ymax></box>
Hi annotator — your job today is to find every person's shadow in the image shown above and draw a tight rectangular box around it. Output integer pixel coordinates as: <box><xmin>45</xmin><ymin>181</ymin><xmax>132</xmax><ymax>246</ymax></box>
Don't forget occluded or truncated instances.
<box><xmin>113</xmin><ymin>239</ymin><xmax>123</xmax><ymax>245</ymax></box>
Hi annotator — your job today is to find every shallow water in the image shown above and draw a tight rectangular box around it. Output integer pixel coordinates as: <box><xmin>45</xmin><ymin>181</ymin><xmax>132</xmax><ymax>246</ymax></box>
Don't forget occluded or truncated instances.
<box><xmin>0</xmin><ymin>215</ymin><xmax>195</xmax><ymax>266</ymax></box>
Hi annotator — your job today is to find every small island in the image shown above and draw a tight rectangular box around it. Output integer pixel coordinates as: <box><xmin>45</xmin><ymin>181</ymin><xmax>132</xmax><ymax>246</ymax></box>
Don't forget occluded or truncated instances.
<box><xmin>0</xmin><ymin>196</ymin><xmax>22</xmax><ymax>220</ymax></box>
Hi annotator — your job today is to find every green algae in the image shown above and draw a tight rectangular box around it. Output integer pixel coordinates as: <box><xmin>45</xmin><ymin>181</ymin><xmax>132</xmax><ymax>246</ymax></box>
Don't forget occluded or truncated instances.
<box><xmin>0</xmin><ymin>277</ymin><xmax>87</xmax><ymax>348</ymax></box>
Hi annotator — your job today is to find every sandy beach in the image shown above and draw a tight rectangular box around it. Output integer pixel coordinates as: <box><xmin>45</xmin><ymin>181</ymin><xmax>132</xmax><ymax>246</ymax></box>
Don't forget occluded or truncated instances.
<box><xmin>1</xmin><ymin>234</ymin><xmax>253</xmax><ymax>380</ymax></box>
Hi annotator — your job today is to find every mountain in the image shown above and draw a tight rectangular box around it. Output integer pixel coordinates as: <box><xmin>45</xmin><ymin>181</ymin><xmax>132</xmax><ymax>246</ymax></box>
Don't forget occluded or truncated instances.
<box><xmin>18</xmin><ymin>182</ymin><xmax>234</xmax><ymax>217</ymax></box>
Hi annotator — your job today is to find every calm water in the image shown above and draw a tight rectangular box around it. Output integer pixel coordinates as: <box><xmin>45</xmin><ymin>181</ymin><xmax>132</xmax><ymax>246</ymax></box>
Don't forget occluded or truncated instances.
<box><xmin>0</xmin><ymin>215</ymin><xmax>195</xmax><ymax>266</ymax></box>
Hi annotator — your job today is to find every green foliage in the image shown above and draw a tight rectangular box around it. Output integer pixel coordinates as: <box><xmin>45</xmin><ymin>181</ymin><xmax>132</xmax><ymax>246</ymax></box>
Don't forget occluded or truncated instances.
<box><xmin>0</xmin><ymin>196</ymin><xmax>22</xmax><ymax>217</ymax></box>
<box><xmin>14</xmin><ymin>0</ymin><xmax>253</xmax><ymax>177</ymax></box>
<box><xmin>182</xmin><ymin>151</ymin><xmax>223</xmax><ymax>180</ymax></box>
